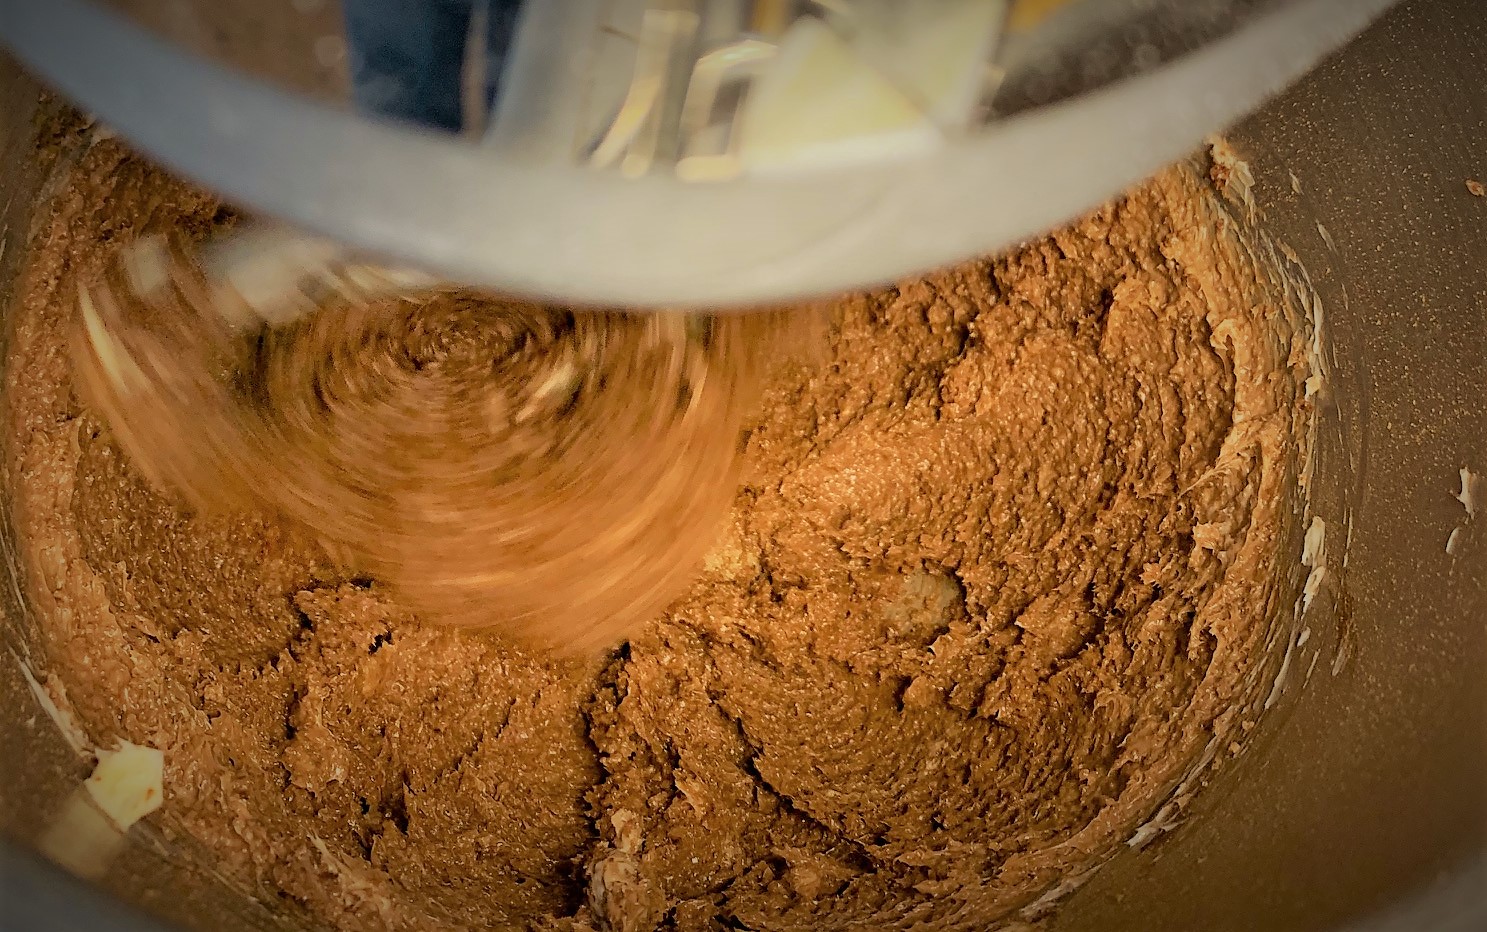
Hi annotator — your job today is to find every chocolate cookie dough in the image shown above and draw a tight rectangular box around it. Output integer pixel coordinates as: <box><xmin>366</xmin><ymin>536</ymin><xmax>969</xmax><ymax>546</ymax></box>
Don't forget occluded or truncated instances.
<box><xmin>5</xmin><ymin>120</ymin><xmax>1308</xmax><ymax>931</ymax></box>
<box><xmin>73</xmin><ymin>241</ymin><xmax>802</xmax><ymax>651</ymax></box>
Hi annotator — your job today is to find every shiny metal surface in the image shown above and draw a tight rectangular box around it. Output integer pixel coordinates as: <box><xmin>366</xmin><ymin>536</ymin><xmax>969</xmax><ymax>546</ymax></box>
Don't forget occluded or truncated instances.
<box><xmin>0</xmin><ymin>0</ymin><xmax>1393</xmax><ymax>307</ymax></box>
<box><xmin>1055</xmin><ymin>1</ymin><xmax>1487</xmax><ymax>923</ymax></box>
<box><xmin>1</xmin><ymin>0</ymin><xmax>1484</xmax><ymax>929</ymax></box>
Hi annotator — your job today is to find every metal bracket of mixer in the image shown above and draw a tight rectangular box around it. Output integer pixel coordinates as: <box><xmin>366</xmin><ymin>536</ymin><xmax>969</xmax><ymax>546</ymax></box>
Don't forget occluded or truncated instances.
<box><xmin>490</xmin><ymin>0</ymin><xmax>1011</xmax><ymax>182</ymax></box>
<box><xmin>582</xmin><ymin>0</ymin><xmax>786</xmax><ymax>180</ymax></box>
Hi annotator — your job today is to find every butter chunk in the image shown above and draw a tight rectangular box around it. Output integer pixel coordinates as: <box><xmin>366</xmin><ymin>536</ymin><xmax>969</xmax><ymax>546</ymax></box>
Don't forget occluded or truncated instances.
<box><xmin>84</xmin><ymin>741</ymin><xmax>164</xmax><ymax>831</ymax></box>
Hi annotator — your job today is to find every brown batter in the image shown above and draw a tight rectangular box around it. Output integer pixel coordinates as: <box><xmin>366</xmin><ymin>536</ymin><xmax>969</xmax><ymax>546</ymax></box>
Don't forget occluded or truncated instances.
<box><xmin>5</xmin><ymin>119</ymin><xmax>1308</xmax><ymax>931</ymax></box>
<box><xmin>72</xmin><ymin>237</ymin><xmax>806</xmax><ymax>651</ymax></box>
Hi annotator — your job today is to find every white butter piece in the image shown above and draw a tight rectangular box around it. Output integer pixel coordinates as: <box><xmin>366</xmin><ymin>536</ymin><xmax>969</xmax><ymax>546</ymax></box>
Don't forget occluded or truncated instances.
<box><xmin>736</xmin><ymin>2</ymin><xmax>1003</xmax><ymax>174</ymax></box>
<box><xmin>37</xmin><ymin>741</ymin><xmax>162</xmax><ymax>880</ymax></box>
<box><xmin>1302</xmin><ymin>515</ymin><xmax>1325</xmax><ymax>567</ymax></box>
<box><xmin>84</xmin><ymin>741</ymin><xmax>165</xmax><ymax>831</ymax></box>
<box><xmin>1456</xmin><ymin>467</ymin><xmax>1482</xmax><ymax>518</ymax></box>
<box><xmin>737</xmin><ymin>17</ymin><xmax>936</xmax><ymax>173</ymax></box>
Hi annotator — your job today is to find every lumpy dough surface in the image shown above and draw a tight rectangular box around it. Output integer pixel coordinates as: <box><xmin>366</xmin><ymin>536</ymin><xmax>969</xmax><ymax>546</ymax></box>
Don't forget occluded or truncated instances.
<box><xmin>5</xmin><ymin>124</ymin><xmax>1305</xmax><ymax>931</ymax></box>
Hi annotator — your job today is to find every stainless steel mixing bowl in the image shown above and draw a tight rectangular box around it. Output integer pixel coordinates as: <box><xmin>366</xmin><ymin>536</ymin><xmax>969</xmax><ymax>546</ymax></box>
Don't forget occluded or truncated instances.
<box><xmin>1</xmin><ymin>0</ymin><xmax>1483</xmax><ymax>929</ymax></box>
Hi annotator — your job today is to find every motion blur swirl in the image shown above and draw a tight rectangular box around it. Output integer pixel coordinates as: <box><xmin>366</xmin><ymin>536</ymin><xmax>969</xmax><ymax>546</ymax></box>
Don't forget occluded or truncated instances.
<box><xmin>72</xmin><ymin>234</ymin><xmax>802</xmax><ymax>651</ymax></box>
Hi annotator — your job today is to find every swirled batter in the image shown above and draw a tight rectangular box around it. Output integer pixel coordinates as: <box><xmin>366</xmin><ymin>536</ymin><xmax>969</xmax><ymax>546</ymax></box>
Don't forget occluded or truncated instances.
<box><xmin>73</xmin><ymin>232</ymin><xmax>802</xmax><ymax>651</ymax></box>
<box><xmin>5</xmin><ymin>120</ymin><xmax>1308</xmax><ymax>932</ymax></box>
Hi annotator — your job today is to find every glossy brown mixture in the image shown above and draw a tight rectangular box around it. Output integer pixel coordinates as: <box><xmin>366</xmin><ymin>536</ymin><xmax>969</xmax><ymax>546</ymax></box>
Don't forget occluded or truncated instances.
<box><xmin>5</xmin><ymin>122</ymin><xmax>1307</xmax><ymax>931</ymax></box>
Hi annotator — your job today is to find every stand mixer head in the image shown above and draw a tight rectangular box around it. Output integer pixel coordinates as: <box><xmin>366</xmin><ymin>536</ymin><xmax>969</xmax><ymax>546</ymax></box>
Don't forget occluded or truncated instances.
<box><xmin>0</xmin><ymin>0</ymin><xmax>1395</xmax><ymax>306</ymax></box>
